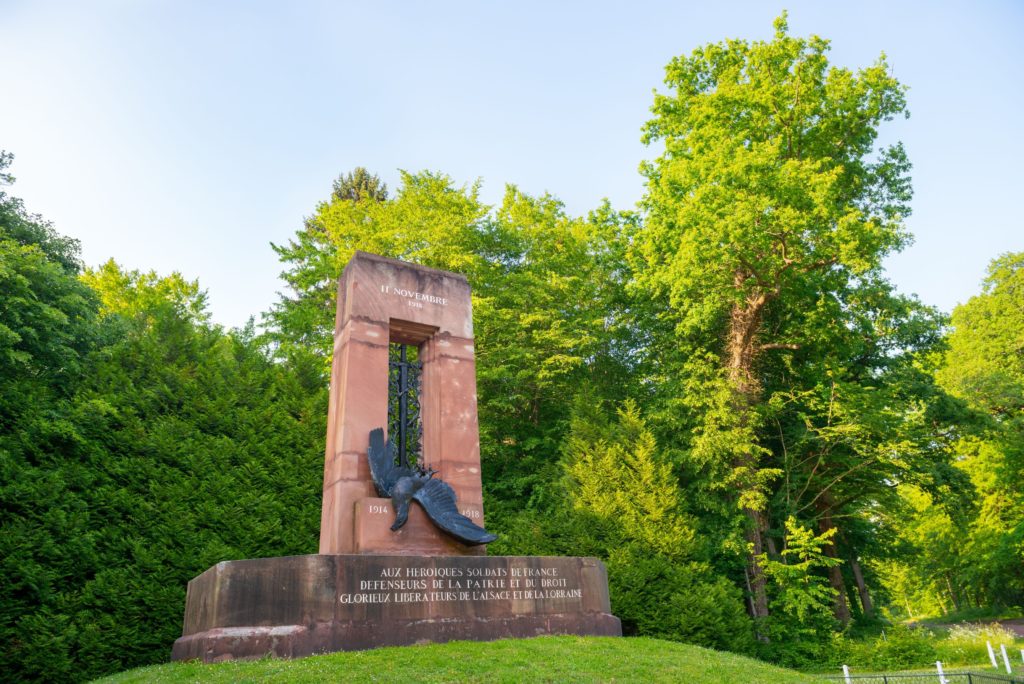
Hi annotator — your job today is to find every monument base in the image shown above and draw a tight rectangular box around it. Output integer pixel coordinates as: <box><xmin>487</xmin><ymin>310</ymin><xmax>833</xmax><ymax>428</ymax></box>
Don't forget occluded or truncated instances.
<box><xmin>171</xmin><ymin>554</ymin><xmax>620</xmax><ymax>663</ymax></box>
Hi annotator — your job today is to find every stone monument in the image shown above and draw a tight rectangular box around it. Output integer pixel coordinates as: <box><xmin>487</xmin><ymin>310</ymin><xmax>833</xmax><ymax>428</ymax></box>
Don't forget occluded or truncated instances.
<box><xmin>170</xmin><ymin>252</ymin><xmax>620</xmax><ymax>662</ymax></box>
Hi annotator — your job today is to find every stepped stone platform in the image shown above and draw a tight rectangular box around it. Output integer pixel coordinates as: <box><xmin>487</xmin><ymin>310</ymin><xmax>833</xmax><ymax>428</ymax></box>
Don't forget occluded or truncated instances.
<box><xmin>171</xmin><ymin>553</ymin><xmax>620</xmax><ymax>662</ymax></box>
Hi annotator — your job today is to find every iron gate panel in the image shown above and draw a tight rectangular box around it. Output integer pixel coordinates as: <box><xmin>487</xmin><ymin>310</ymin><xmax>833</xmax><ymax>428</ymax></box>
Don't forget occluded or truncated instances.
<box><xmin>388</xmin><ymin>343</ymin><xmax>422</xmax><ymax>469</ymax></box>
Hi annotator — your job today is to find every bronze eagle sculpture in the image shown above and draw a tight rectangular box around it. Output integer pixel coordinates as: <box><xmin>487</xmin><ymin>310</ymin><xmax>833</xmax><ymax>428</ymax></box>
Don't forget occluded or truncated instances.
<box><xmin>367</xmin><ymin>428</ymin><xmax>497</xmax><ymax>546</ymax></box>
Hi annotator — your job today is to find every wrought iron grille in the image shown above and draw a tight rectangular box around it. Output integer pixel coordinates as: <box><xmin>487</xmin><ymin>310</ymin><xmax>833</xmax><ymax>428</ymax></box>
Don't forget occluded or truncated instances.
<box><xmin>388</xmin><ymin>343</ymin><xmax>422</xmax><ymax>469</ymax></box>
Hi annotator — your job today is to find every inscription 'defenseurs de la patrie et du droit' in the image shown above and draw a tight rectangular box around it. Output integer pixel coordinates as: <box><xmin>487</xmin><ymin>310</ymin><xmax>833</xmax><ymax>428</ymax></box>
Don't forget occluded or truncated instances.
<box><xmin>339</xmin><ymin>564</ymin><xmax>583</xmax><ymax>605</ymax></box>
<box><xmin>380</xmin><ymin>284</ymin><xmax>449</xmax><ymax>309</ymax></box>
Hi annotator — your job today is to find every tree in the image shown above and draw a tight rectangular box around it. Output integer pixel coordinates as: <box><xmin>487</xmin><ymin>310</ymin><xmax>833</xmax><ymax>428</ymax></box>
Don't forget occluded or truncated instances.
<box><xmin>757</xmin><ymin>516</ymin><xmax>841</xmax><ymax>664</ymax></box>
<box><xmin>938</xmin><ymin>252</ymin><xmax>1024</xmax><ymax>419</ymax></box>
<box><xmin>934</xmin><ymin>252</ymin><xmax>1024</xmax><ymax>607</ymax></box>
<box><xmin>266</xmin><ymin>170</ymin><xmax>487</xmax><ymax>367</ymax></box>
<box><xmin>1</xmin><ymin>155</ymin><xmax>327</xmax><ymax>680</ymax></box>
<box><xmin>267</xmin><ymin>171</ymin><xmax>635</xmax><ymax>507</ymax></box>
<box><xmin>2</xmin><ymin>257</ymin><xmax>328</xmax><ymax>682</ymax></box>
<box><xmin>0</xmin><ymin>152</ymin><xmax>102</xmax><ymax>680</ymax></box>
<box><xmin>331</xmin><ymin>167</ymin><xmax>388</xmax><ymax>203</ymax></box>
<box><xmin>496</xmin><ymin>401</ymin><xmax>754</xmax><ymax>652</ymax></box>
<box><xmin>633</xmin><ymin>14</ymin><xmax>914</xmax><ymax>625</ymax></box>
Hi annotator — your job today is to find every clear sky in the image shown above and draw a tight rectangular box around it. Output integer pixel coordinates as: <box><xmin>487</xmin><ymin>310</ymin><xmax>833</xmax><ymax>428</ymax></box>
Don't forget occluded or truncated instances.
<box><xmin>2</xmin><ymin>1</ymin><xmax>1021</xmax><ymax>328</ymax></box>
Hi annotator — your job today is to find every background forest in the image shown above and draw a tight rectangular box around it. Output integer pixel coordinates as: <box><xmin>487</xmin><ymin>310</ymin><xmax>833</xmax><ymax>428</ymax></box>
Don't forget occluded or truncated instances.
<box><xmin>2</xmin><ymin>17</ymin><xmax>1022</xmax><ymax>682</ymax></box>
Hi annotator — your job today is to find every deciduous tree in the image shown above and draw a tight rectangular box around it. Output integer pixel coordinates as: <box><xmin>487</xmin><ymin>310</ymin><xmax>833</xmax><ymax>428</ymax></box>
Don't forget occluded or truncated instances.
<box><xmin>633</xmin><ymin>13</ymin><xmax>914</xmax><ymax>625</ymax></box>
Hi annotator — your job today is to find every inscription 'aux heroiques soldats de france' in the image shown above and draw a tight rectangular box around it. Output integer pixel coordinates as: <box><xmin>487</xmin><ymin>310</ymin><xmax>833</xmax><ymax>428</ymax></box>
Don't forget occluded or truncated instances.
<box><xmin>379</xmin><ymin>284</ymin><xmax>449</xmax><ymax>309</ymax></box>
<box><xmin>337</xmin><ymin>563</ymin><xmax>581</xmax><ymax>605</ymax></box>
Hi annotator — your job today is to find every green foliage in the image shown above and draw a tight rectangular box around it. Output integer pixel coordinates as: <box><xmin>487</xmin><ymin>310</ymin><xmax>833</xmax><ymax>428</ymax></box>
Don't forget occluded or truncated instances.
<box><xmin>266</xmin><ymin>170</ymin><xmax>489</xmax><ymax>367</ymax></box>
<box><xmin>331</xmin><ymin>167</ymin><xmax>388</xmax><ymax>203</ymax></box>
<box><xmin>874</xmin><ymin>252</ymin><xmax>1024</xmax><ymax>621</ymax></box>
<box><xmin>755</xmin><ymin>517</ymin><xmax>841</xmax><ymax>665</ymax></box>
<box><xmin>0</xmin><ymin>169</ymin><xmax>97</xmax><ymax>397</ymax></box>
<box><xmin>832</xmin><ymin>625</ymin><xmax>938</xmax><ymax>671</ymax></box>
<box><xmin>761</xmin><ymin>518</ymin><xmax>840</xmax><ymax>625</ymax></box>
<box><xmin>934</xmin><ymin>622</ymin><xmax>1022</xmax><ymax>666</ymax></box>
<box><xmin>269</xmin><ymin>171</ymin><xmax>635</xmax><ymax>506</ymax></box>
<box><xmin>607</xmin><ymin>547</ymin><xmax>753</xmax><ymax>653</ymax></box>
<box><xmin>0</xmin><ymin>171</ymin><xmax>326</xmax><ymax>682</ymax></box>
<box><xmin>933</xmin><ymin>251</ymin><xmax>1024</xmax><ymax>609</ymax></box>
<box><xmin>821</xmin><ymin>622</ymin><xmax>1024</xmax><ymax>672</ymax></box>
<box><xmin>939</xmin><ymin>252</ymin><xmax>1024</xmax><ymax>417</ymax></box>
<box><xmin>563</xmin><ymin>402</ymin><xmax>696</xmax><ymax>558</ymax></box>
<box><xmin>630</xmin><ymin>13</ymin><xmax>955</xmax><ymax>641</ymax></box>
<box><xmin>497</xmin><ymin>402</ymin><xmax>754</xmax><ymax>653</ymax></box>
<box><xmin>1</xmin><ymin>15</ymin><xmax>1022</xmax><ymax>680</ymax></box>
<box><xmin>82</xmin><ymin>259</ymin><xmax>210</xmax><ymax>325</ymax></box>
<box><xmin>636</xmin><ymin>11</ymin><xmax>911</xmax><ymax>335</ymax></box>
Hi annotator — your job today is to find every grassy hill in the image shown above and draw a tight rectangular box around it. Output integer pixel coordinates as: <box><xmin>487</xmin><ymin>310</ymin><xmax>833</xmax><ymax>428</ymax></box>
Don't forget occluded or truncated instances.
<box><xmin>96</xmin><ymin>636</ymin><xmax>819</xmax><ymax>683</ymax></box>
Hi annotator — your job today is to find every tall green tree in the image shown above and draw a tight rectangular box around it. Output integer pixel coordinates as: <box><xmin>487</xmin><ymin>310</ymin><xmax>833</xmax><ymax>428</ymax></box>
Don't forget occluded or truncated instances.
<box><xmin>2</xmin><ymin>259</ymin><xmax>327</xmax><ymax>682</ymax></box>
<box><xmin>764</xmin><ymin>289</ymin><xmax>953</xmax><ymax>625</ymax></box>
<box><xmin>331</xmin><ymin>167</ymin><xmax>388</xmax><ymax>203</ymax></box>
<box><xmin>268</xmin><ymin>171</ymin><xmax>635</xmax><ymax>507</ymax></box>
<box><xmin>633</xmin><ymin>14</ymin><xmax>916</xmax><ymax>624</ymax></box>
<box><xmin>934</xmin><ymin>252</ymin><xmax>1024</xmax><ymax>607</ymax></box>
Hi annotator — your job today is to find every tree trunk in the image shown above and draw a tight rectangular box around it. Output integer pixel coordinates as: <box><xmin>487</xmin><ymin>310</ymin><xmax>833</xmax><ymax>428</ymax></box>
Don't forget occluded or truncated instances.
<box><xmin>817</xmin><ymin>501</ymin><xmax>851</xmax><ymax>624</ymax></box>
<box><xmin>850</xmin><ymin>555</ymin><xmax>873</xmax><ymax>617</ymax></box>
<box><xmin>726</xmin><ymin>285</ymin><xmax>767</xmax><ymax>401</ymax></box>
<box><xmin>724</xmin><ymin>280</ymin><xmax>774</xmax><ymax>630</ymax></box>
<box><xmin>945</xmin><ymin>572</ymin><xmax>961</xmax><ymax>612</ymax></box>
<box><xmin>745</xmin><ymin>507</ymin><xmax>771</xmax><ymax>622</ymax></box>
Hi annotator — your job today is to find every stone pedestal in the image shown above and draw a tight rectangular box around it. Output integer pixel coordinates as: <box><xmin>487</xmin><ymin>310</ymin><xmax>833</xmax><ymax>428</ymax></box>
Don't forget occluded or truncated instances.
<box><xmin>171</xmin><ymin>554</ymin><xmax>621</xmax><ymax>662</ymax></box>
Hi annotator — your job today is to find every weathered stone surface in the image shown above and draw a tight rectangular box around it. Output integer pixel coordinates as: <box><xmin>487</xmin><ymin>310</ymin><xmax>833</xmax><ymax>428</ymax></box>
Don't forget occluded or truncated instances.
<box><xmin>353</xmin><ymin>498</ymin><xmax>485</xmax><ymax>556</ymax></box>
<box><xmin>171</xmin><ymin>554</ymin><xmax>621</xmax><ymax>662</ymax></box>
<box><xmin>320</xmin><ymin>252</ymin><xmax>486</xmax><ymax>555</ymax></box>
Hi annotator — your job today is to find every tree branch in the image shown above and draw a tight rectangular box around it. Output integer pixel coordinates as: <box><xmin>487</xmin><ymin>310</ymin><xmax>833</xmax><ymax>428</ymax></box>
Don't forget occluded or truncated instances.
<box><xmin>759</xmin><ymin>343</ymin><xmax>800</xmax><ymax>351</ymax></box>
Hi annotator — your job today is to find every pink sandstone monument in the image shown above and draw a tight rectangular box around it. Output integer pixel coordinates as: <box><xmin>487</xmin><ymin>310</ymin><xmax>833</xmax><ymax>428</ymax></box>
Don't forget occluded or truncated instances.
<box><xmin>320</xmin><ymin>252</ymin><xmax>492</xmax><ymax>556</ymax></box>
<box><xmin>170</xmin><ymin>252</ymin><xmax>619</xmax><ymax>662</ymax></box>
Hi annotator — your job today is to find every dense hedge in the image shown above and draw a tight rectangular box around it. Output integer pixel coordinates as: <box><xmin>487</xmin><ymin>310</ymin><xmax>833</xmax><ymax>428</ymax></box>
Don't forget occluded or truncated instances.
<box><xmin>0</xmin><ymin>201</ymin><xmax>326</xmax><ymax>681</ymax></box>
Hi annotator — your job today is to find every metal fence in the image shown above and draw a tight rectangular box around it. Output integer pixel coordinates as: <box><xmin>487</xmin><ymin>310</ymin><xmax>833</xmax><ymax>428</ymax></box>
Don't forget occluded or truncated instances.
<box><xmin>820</xmin><ymin>673</ymin><xmax>1024</xmax><ymax>683</ymax></box>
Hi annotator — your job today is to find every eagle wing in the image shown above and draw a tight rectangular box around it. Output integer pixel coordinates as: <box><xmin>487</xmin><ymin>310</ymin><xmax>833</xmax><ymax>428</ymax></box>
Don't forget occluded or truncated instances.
<box><xmin>412</xmin><ymin>477</ymin><xmax>498</xmax><ymax>546</ymax></box>
<box><xmin>368</xmin><ymin>428</ymin><xmax>404</xmax><ymax>497</ymax></box>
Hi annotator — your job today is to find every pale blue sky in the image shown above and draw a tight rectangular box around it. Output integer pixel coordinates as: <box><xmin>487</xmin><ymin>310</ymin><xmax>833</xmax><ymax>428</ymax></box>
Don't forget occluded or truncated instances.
<box><xmin>2</xmin><ymin>1</ymin><xmax>1021</xmax><ymax>328</ymax></box>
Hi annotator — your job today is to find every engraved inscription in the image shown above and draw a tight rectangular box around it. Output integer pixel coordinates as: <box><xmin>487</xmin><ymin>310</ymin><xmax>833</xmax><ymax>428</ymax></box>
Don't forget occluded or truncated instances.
<box><xmin>337</xmin><ymin>563</ymin><xmax>583</xmax><ymax>605</ymax></box>
<box><xmin>380</xmin><ymin>284</ymin><xmax>449</xmax><ymax>306</ymax></box>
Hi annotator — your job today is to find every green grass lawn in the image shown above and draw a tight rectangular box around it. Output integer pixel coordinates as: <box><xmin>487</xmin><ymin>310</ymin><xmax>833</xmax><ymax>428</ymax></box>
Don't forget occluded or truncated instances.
<box><xmin>95</xmin><ymin>636</ymin><xmax>819</xmax><ymax>683</ymax></box>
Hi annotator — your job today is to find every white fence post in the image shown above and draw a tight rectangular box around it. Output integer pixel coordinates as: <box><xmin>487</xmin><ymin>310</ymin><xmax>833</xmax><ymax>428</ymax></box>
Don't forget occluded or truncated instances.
<box><xmin>988</xmin><ymin>640</ymin><xmax>999</xmax><ymax>668</ymax></box>
<box><xmin>842</xmin><ymin>664</ymin><xmax>851</xmax><ymax>684</ymax></box>
<box><xmin>1000</xmin><ymin>644</ymin><xmax>1012</xmax><ymax>674</ymax></box>
<box><xmin>936</xmin><ymin>660</ymin><xmax>950</xmax><ymax>684</ymax></box>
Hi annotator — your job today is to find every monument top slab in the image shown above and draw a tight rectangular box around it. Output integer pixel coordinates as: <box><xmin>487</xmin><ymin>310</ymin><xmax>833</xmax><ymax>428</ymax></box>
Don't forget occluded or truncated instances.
<box><xmin>336</xmin><ymin>251</ymin><xmax>473</xmax><ymax>342</ymax></box>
